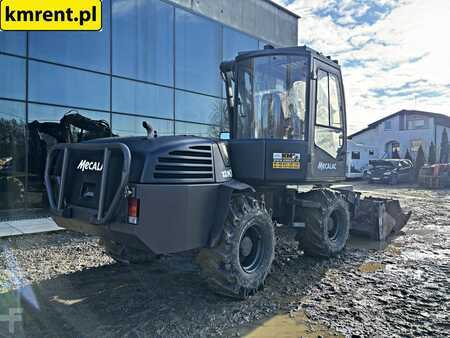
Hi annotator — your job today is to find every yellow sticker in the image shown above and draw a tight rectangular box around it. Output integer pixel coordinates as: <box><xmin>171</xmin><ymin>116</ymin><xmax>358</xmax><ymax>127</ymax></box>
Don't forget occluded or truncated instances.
<box><xmin>0</xmin><ymin>0</ymin><xmax>102</xmax><ymax>31</ymax></box>
<box><xmin>272</xmin><ymin>153</ymin><xmax>301</xmax><ymax>170</ymax></box>
<box><xmin>272</xmin><ymin>162</ymin><xmax>300</xmax><ymax>169</ymax></box>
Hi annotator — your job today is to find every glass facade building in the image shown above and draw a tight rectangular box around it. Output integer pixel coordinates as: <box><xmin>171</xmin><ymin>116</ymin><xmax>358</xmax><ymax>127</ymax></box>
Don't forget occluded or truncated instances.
<box><xmin>0</xmin><ymin>0</ymin><xmax>298</xmax><ymax>218</ymax></box>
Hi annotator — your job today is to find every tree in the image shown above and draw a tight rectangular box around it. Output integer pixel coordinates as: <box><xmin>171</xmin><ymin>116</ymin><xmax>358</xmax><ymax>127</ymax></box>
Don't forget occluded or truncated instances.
<box><xmin>404</xmin><ymin>149</ymin><xmax>413</xmax><ymax>161</ymax></box>
<box><xmin>428</xmin><ymin>142</ymin><xmax>436</xmax><ymax>164</ymax></box>
<box><xmin>439</xmin><ymin>128</ymin><xmax>449</xmax><ymax>164</ymax></box>
<box><xmin>414</xmin><ymin>145</ymin><xmax>426</xmax><ymax>180</ymax></box>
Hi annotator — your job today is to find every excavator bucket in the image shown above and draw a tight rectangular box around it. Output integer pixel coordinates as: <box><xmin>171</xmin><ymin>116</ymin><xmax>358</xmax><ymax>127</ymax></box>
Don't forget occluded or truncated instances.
<box><xmin>351</xmin><ymin>197</ymin><xmax>412</xmax><ymax>241</ymax></box>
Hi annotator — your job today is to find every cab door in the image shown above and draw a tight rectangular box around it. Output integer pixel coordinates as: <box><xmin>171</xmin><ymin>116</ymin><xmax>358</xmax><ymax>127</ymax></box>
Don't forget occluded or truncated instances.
<box><xmin>308</xmin><ymin>59</ymin><xmax>347</xmax><ymax>181</ymax></box>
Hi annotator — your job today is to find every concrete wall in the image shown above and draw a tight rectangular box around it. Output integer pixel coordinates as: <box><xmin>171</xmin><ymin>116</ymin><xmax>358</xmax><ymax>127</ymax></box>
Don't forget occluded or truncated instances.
<box><xmin>166</xmin><ymin>0</ymin><xmax>299</xmax><ymax>47</ymax></box>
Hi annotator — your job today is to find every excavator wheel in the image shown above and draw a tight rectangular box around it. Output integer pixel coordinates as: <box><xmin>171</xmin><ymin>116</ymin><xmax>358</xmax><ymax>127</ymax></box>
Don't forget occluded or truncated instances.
<box><xmin>197</xmin><ymin>194</ymin><xmax>275</xmax><ymax>299</ymax></box>
<box><xmin>298</xmin><ymin>189</ymin><xmax>350</xmax><ymax>257</ymax></box>
<box><xmin>101</xmin><ymin>239</ymin><xmax>159</xmax><ymax>265</ymax></box>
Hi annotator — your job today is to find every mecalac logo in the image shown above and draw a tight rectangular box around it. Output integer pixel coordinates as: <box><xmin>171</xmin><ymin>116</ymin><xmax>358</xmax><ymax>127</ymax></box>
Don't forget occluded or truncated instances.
<box><xmin>77</xmin><ymin>160</ymin><xmax>103</xmax><ymax>172</ymax></box>
<box><xmin>317</xmin><ymin>162</ymin><xmax>337</xmax><ymax>171</ymax></box>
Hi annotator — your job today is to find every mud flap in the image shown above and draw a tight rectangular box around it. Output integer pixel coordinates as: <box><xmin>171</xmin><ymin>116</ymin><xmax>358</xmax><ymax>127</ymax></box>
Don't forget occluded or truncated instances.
<box><xmin>351</xmin><ymin>198</ymin><xmax>412</xmax><ymax>241</ymax></box>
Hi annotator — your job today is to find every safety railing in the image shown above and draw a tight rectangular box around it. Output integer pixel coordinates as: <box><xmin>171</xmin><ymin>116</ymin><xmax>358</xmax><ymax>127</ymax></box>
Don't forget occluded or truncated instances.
<box><xmin>44</xmin><ymin>142</ymin><xmax>131</xmax><ymax>225</ymax></box>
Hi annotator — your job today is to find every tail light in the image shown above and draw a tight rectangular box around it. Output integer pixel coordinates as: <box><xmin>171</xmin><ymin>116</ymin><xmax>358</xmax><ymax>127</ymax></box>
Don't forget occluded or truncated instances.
<box><xmin>128</xmin><ymin>197</ymin><xmax>140</xmax><ymax>224</ymax></box>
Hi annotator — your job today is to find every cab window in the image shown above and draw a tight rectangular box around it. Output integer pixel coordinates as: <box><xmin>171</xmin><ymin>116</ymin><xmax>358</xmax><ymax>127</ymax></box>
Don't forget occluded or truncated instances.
<box><xmin>329</xmin><ymin>74</ymin><xmax>342</xmax><ymax>128</ymax></box>
<box><xmin>316</xmin><ymin>70</ymin><xmax>329</xmax><ymax>126</ymax></box>
<box><xmin>314</xmin><ymin>69</ymin><xmax>344</xmax><ymax>159</ymax></box>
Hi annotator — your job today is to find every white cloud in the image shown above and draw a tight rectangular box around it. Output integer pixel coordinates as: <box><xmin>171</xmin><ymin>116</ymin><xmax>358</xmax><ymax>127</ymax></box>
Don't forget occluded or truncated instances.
<box><xmin>275</xmin><ymin>0</ymin><xmax>450</xmax><ymax>133</ymax></box>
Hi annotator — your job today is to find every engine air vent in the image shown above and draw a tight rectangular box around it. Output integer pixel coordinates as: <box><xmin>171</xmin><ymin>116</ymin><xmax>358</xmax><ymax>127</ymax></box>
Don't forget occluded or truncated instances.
<box><xmin>154</xmin><ymin>145</ymin><xmax>214</xmax><ymax>182</ymax></box>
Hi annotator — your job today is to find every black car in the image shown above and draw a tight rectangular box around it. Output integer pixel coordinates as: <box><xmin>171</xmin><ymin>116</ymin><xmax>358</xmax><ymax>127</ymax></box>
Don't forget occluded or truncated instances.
<box><xmin>367</xmin><ymin>159</ymin><xmax>414</xmax><ymax>185</ymax></box>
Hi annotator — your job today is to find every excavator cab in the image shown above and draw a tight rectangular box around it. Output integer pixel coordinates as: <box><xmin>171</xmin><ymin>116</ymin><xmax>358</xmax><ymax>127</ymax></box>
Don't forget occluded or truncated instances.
<box><xmin>221</xmin><ymin>46</ymin><xmax>346</xmax><ymax>185</ymax></box>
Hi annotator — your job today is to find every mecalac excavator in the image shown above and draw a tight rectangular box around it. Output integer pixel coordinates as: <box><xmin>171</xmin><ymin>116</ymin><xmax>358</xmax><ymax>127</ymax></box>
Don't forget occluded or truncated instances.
<box><xmin>44</xmin><ymin>46</ymin><xmax>410</xmax><ymax>298</ymax></box>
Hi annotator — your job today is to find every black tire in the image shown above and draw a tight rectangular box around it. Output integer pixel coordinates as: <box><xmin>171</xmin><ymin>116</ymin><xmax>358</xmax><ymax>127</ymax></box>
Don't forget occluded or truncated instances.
<box><xmin>197</xmin><ymin>194</ymin><xmax>275</xmax><ymax>299</ymax></box>
<box><xmin>101</xmin><ymin>239</ymin><xmax>158</xmax><ymax>265</ymax></box>
<box><xmin>298</xmin><ymin>189</ymin><xmax>350</xmax><ymax>257</ymax></box>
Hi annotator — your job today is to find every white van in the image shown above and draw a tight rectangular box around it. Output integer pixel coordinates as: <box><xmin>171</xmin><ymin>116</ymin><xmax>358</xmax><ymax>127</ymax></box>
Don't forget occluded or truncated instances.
<box><xmin>346</xmin><ymin>141</ymin><xmax>379</xmax><ymax>178</ymax></box>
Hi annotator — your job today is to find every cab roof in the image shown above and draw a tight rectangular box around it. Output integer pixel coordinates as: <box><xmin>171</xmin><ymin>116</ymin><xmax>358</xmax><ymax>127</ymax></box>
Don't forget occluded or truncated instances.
<box><xmin>235</xmin><ymin>45</ymin><xmax>341</xmax><ymax>69</ymax></box>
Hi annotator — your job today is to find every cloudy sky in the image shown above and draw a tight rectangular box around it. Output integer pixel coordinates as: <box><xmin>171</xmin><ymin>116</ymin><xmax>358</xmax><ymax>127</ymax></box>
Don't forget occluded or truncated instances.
<box><xmin>274</xmin><ymin>0</ymin><xmax>450</xmax><ymax>134</ymax></box>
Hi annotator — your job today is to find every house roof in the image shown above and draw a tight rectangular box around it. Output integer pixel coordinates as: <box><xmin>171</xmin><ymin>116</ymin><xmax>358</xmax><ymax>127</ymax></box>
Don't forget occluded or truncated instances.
<box><xmin>348</xmin><ymin>110</ymin><xmax>450</xmax><ymax>139</ymax></box>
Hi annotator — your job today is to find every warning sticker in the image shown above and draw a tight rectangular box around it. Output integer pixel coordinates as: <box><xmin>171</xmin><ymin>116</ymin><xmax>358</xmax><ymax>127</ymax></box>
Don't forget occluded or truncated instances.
<box><xmin>272</xmin><ymin>153</ymin><xmax>301</xmax><ymax>169</ymax></box>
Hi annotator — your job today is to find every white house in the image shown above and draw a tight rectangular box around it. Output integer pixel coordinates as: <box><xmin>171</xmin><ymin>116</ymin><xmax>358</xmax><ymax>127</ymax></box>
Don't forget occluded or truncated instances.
<box><xmin>348</xmin><ymin>110</ymin><xmax>450</xmax><ymax>161</ymax></box>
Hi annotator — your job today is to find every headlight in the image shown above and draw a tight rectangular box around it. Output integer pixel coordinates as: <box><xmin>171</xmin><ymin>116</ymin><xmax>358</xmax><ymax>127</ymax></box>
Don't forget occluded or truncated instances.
<box><xmin>366</xmin><ymin>170</ymin><xmax>372</xmax><ymax>175</ymax></box>
<box><xmin>384</xmin><ymin>172</ymin><xmax>392</xmax><ymax>176</ymax></box>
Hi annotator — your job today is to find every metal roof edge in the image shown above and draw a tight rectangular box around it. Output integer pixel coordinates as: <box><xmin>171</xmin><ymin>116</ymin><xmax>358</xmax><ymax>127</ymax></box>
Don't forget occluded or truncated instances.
<box><xmin>263</xmin><ymin>0</ymin><xmax>301</xmax><ymax>19</ymax></box>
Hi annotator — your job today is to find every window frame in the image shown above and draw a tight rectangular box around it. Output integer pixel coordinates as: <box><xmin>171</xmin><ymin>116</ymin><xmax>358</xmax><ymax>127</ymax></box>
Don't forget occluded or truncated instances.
<box><xmin>410</xmin><ymin>139</ymin><xmax>423</xmax><ymax>152</ymax></box>
<box><xmin>407</xmin><ymin>117</ymin><xmax>428</xmax><ymax>130</ymax></box>
<box><xmin>314</xmin><ymin>67</ymin><xmax>345</xmax><ymax>159</ymax></box>
<box><xmin>315</xmin><ymin>69</ymin><xmax>343</xmax><ymax>131</ymax></box>
<box><xmin>384</xmin><ymin>120</ymin><xmax>392</xmax><ymax>130</ymax></box>
<box><xmin>351</xmin><ymin>151</ymin><xmax>361</xmax><ymax>160</ymax></box>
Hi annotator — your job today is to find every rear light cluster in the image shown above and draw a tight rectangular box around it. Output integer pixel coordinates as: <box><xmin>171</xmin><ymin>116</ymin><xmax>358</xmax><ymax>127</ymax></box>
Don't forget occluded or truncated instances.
<box><xmin>128</xmin><ymin>197</ymin><xmax>140</xmax><ymax>224</ymax></box>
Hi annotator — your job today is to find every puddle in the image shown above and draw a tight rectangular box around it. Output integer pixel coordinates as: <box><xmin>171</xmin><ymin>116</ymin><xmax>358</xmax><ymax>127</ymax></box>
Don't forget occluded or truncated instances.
<box><xmin>51</xmin><ymin>295</ymin><xmax>86</xmax><ymax>305</ymax></box>
<box><xmin>401</xmin><ymin>249</ymin><xmax>448</xmax><ymax>261</ymax></box>
<box><xmin>347</xmin><ymin>235</ymin><xmax>389</xmax><ymax>250</ymax></box>
<box><xmin>385</xmin><ymin>265</ymin><xmax>425</xmax><ymax>279</ymax></box>
<box><xmin>242</xmin><ymin>311</ymin><xmax>341</xmax><ymax>338</ymax></box>
<box><xmin>358</xmin><ymin>262</ymin><xmax>385</xmax><ymax>273</ymax></box>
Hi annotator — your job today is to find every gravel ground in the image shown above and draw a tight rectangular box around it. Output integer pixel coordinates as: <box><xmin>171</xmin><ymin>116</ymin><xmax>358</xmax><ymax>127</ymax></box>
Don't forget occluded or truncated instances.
<box><xmin>0</xmin><ymin>182</ymin><xmax>448</xmax><ymax>337</ymax></box>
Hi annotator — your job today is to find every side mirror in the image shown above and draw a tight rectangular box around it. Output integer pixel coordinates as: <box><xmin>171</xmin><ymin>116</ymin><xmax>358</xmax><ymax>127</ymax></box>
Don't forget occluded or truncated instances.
<box><xmin>219</xmin><ymin>132</ymin><xmax>231</xmax><ymax>140</ymax></box>
<box><xmin>237</xmin><ymin>97</ymin><xmax>246</xmax><ymax>117</ymax></box>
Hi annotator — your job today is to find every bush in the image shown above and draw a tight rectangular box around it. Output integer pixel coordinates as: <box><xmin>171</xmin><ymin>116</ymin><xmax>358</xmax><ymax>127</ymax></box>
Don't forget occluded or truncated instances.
<box><xmin>414</xmin><ymin>145</ymin><xmax>426</xmax><ymax>180</ymax></box>
<box><xmin>404</xmin><ymin>149</ymin><xmax>413</xmax><ymax>161</ymax></box>
<box><xmin>440</xmin><ymin>128</ymin><xmax>449</xmax><ymax>164</ymax></box>
<box><xmin>428</xmin><ymin>142</ymin><xmax>436</xmax><ymax>164</ymax></box>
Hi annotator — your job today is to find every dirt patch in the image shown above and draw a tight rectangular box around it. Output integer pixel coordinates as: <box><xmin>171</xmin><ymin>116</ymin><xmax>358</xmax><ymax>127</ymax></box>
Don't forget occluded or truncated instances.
<box><xmin>358</xmin><ymin>261</ymin><xmax>385</xmax><ymax>273</ymax></box>
<box><xmin>0</xmin><ymin>182</ymin><xmax>448</xmax><ymax>337</ymax></box>
<box><xmin>236</xmin><ymin>311</ymin><xmax>341</xmax><ymax>338</ymax></box>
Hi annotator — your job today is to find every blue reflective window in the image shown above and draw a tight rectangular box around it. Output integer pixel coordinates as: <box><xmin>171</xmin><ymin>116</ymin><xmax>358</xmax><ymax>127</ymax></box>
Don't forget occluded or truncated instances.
<box><xmin>0</xmin><ymin>32</ymin><xmax>26</xmax><ymax>56</ymax></box>
<box><xmin>112</xmin><ymin>0</ymin><xmax>174</xmax><ymax>86</ymax></box>
<box><xmin>27</xmin><ymin>103</ymin><xmax>111</xmax><ymax>209</ymax></box>
<box><xmin>112</xmin><ymin>114</ymin><xmax>173</xmax><ymax>137</ymax></box>
<box><xmin>0</xmin><ymin>100</ymin><xmax>26</xmax><ymax>210</ymax></box>
<box><xmin>112</xmin><ymin>78</ymin><xmax>173</xmax><ymax>119</ymax></box>
<box><xmin>175</xmin><ymin>122</ymin><xmax>219</xmax><ymax>138</ymax></box>
<box><xmin>175</xmin><ymin>91</ymin><xmax>224</xmax><ymax>125</ymax></box>
<box><xmin>0</xmin><ymin>55</ymin><xmax>25</xmax><ymax>100</ymax></box>
<box><xmin>28</xmin><ymin>103</ymin><xmax>110</xmax><ymax>123</ymax></box>
<box><xmin>29</xmin><ymin>61</ymin><xmax>110</xmax><ymax>111</ymax></box>
<box><xmin>222</xmin><ymin>28</ymin><xmax>258</xmax><ymax>97</ymax></box>
<box><xmin>223</xmin><ymin>27</ymin><xmax>258</xmax><ymax>61</ymax></box>
<box><xmin>29</xmin><ymin>0</ymin><xmax>110</xmax><ymax>73</ymax></box>
<box><xmin>175</xmin><ymin>9</ymin><xmax>221</xmax><ymax>96</ymax></box>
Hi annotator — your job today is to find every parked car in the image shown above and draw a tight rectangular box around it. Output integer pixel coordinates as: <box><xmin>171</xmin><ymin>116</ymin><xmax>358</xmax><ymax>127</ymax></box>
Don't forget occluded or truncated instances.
<box><xmin>367</xmin><ymin>159</ymin><xmax>414</xmax><ymax>185</ymax></box>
